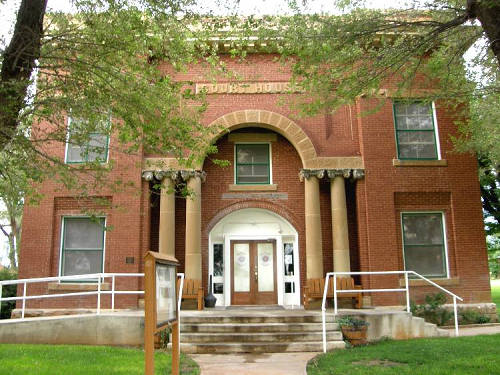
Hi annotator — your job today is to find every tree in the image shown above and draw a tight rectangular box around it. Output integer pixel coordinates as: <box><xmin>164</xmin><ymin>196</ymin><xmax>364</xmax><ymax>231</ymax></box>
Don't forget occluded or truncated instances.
<box><xmin>257</xmin><ymin>0</ymin><xmax>500</xmax><ymax>227</ymax></box>
<box><xmin>0</xmin><ymin>0</ymin><xmax>226</xmax><ymax>200</ymax></box>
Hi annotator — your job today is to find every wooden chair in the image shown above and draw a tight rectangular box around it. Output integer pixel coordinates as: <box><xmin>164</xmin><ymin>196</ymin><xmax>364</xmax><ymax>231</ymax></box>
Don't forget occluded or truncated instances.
<box><xmin>302</xmin><ymin>277</ymin><xmax>362</xmax><ymax>309</ymax></box>
<box><xmin>177</xmin><ymin>278</ymin><xmax>204</xmax><ymax>310</ymax></box>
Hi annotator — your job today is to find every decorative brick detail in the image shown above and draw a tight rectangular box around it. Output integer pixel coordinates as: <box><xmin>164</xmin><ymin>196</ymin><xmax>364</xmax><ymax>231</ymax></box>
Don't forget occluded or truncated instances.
<box><xmin>208</xmin><ymin>110</ymin><xmax>317</xmax><ymax>167</ymax></box>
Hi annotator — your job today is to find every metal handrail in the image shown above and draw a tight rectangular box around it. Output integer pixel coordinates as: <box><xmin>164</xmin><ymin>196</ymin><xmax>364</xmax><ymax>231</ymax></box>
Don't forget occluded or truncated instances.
<box><xmin>321</xmin><ymin>270</ymin><xmax>463</xmax><ymax>353</ymax></box>
<box><xmin>0</xmin><ymin>272</ymin><xmax>187</xmax><ymax>321</ymax></box>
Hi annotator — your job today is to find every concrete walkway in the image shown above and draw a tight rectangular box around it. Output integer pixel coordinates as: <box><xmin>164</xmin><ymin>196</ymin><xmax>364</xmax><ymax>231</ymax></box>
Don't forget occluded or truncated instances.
<box><xmin>444</xmin><ymin>323</ymin><xmax>500</xmax><ymax>337</ymax></box>
<box><xmin>191</xmin><ymin>352</ymin><xmax>319</xmax><ymax>375</ymax></box>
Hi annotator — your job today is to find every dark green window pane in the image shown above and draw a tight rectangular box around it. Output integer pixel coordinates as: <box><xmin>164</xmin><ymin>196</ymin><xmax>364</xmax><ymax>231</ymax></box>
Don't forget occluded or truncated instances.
<box><xmin>404</xmin><ymin>246</ymin><xmax>446</xmax><ymax>277</ymax></box>
<box><xmin>402</xmin><ymin>214</ymin><xmax>444</xmax><ymax>245</ymax></box>
<box><xmin>64</xmin><ymin>218</ymin><xmax>104</xmax><ymax>249</ymax></box>
<box><xmin>402</xmin><ymin>213</ymin><xmax>446</xmax><ymax>277</ymax></box>
<box><xmin>395</xmin><ymin>102</ymin><xmax>437</xmax><ymax>160</ymax></box>
<box><xmin>236</xmin><ymin>144</ymin><xmax>270</xmax><ymax>184</ymax></box>
<box><xmin>236</xmin><ymin>144</ymin><xmax>269</xmax><ymax>163</ymax></box>
<box><xmin>63</xmin><ymin>250</ymin><xmax>103</xmax><ymax>276</ymax></box>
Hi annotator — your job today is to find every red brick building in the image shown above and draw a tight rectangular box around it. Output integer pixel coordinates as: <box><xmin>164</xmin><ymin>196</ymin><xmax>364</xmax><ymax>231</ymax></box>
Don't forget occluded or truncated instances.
<box><xmin>18</xmin><ymin>53</ymin><xmax>492</xmax><ymax>311</ymax></box>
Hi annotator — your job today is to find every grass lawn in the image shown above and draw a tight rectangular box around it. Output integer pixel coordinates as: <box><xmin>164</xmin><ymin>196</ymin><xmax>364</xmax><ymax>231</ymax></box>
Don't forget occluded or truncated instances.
<box><xmin>491</xmin><ymin>279</ymin><xmax>500</xmax><ymax>311</ymax></box>
<box><xmin>307</xmin><ymin>334</ymin><xmax>500</xmax><ymax>375</ymax></box>
<box><xmin>0</xmin><ymin>344</ymin><xmax>199</xmax><ymax>375</ymax></box>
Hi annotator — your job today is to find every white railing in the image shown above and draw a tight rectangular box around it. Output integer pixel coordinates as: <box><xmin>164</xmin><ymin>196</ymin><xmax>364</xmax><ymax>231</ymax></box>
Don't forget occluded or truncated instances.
<box><xmin>0</xmin><ymin>272</ymin><xmax>186</xmax><ymax>321</ymax></box>
<box><xmin>321</xmin><ymin>270</ymin><xmax>463</xmax><ymax>353</ymax></box>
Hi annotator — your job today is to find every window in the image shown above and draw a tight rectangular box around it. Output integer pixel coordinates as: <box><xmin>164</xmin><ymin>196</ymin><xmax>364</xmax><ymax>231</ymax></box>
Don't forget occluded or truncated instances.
<box><xmin>212</xmin><ymin>243</ymin><xmax>224</xmax><ymax>294</ymax></box>
<box><xmin>60</xmin><ymin>217</ymin><xmax>105</xmax><ymax>277</ymax></box>
<box><xmin>401</xmin><ymin>213</ymin><xmax>448</xmax><ymax>278</ymax></box>
<box><xmin>235</xmin><ymin>144</ymin><xmax>270</xmax><ymax>184</ymax></box>
<box><xmin>65</xmin><ymin>116</ymin><xmax>110</xmax><ymax>163</ymax></box>
<box><xmin>394</xmin><ymin>101</ymin><xmax>439</xmax><ymax>160</ymax></box>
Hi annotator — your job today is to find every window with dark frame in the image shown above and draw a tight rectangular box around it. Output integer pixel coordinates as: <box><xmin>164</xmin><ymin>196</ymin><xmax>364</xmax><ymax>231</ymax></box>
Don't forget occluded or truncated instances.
<box><xmin>235</xmin><ymin>144</ymin><xmax>270</xmax><ymax>184</ymax></box>
<box><xmin>65</xmin><ymin>116</ymin><xmax>110</xmax><ymax>164</ymax></box>
<box><xmin>401</xmin><ymin>213</ymin><xmax>447</xmax><ymax>278</ymax></box>
<box><xmin>394</xmin><ymin>101</ymin><xmax>438</xmax><ymax>160</ymax></box>
<box><xmin>60</xmin><ymin>217</ymin><xmax>105</xmax><ymax>277</ymax></box>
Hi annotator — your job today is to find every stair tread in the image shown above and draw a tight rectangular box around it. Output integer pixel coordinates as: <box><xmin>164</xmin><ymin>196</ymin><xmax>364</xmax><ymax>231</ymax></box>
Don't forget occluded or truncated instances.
<box><xmin>182</xmin><ymin>322</ymin><xmax>336</xmax><ymax>326</ymax></box>
<box><xmin>181</xmin><ymin>331</ymin><xmax>339</xmax><ymax>336</ymax></box>
<box><xmin>181</xmin><ymin>340</ymin><xmax>344</xmax><ymax>347</ymax></box>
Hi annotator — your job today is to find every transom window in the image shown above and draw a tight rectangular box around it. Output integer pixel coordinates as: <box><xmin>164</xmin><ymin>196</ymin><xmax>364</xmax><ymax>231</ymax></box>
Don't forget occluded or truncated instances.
<box><xmin>394</xmin><ymin>101</ymin><xmax>438</xmax><ymax>160</ymax></box>
<box><xmin>235</xmin><ymin>144</ymin><xmax>271</xmax><ymax>184</ymax></box>
<box><xmin>65</xmin><ymin>116</ymin><xmax>110</xmax><ymax>163</ymax></box>
<box><xmin>60</xmin><ymin>217</ymin><xmax>105</xmax><ymax>277</ymax></box>
<box><xmin>401</xmin><ymin>212</ymin><xmax>447</xmax><ymax>278</ymax></box>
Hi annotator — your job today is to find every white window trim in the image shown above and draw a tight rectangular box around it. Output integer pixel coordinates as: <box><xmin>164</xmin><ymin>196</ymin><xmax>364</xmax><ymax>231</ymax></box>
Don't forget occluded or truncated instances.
<box><xmin>233</xmin><ymin>142</ymin><xmax>273</xmax><ymax>185</ymax></box>
<box><xmin>400</xmin><ymin>211</ymin><xmax>449</xmax><ymax>279</ymax></box>
<box><xmin>58</xmin><ymin>216</ymin><xmax>107</xmax><ymax>280</ymax></box>
<box><xmin>431</xmin><ymin>102</ymin><xmax>442</xmax><ymax>160</ymax></box>
<box><xmin>64</xmin><ymin>116</ymin><xmax>111</xmax><ymax>164</ymax></box>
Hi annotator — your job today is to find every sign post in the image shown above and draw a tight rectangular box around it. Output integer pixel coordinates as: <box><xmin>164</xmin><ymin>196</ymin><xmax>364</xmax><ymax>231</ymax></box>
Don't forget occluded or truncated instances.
<box><xmin>144</xmin><ymin>251</ymin><xmax>180</xmax><ymax>375</ymax></box>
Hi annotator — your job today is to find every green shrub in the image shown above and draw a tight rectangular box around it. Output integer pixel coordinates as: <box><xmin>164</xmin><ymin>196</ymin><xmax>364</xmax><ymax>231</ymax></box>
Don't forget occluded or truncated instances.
<box><xmin>0</xmin><ymin>268</ymin><xmax>17</xmax><ymax>319</ymax></box>
<box><xmin>459</xmin><ymin>309</ymin><xmax>491</xmax><ymax>325</ymax></box>
<box><xmin>410</xmin><ymin>292</ymin><xmax>454</xmax><ymax>326</ymax></box>
<box><xmin>336</xmin><ymin>316</ymin><xmax>369</xmax><ymax>328</ymax></box>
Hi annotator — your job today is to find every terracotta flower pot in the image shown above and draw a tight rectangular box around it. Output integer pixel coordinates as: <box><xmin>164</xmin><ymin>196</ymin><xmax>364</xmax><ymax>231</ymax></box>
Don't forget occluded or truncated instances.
<box><xmin>341</xmin><ymin>325</ymin><xmax>368</xmax><ymax>346</ymax></box>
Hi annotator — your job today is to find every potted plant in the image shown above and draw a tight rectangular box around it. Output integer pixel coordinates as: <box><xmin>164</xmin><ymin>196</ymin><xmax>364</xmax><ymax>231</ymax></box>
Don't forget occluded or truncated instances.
<box><xmin>337</xmin><ymin>316</ymin><xmax>369</xmax><ymax>346</ymax></box>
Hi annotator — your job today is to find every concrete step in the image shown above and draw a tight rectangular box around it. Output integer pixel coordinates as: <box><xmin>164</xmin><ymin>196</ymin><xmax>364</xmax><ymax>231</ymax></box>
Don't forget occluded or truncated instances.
<box><xmin>180</xmin><ymin>331</ymin><xmax>342</xmax><ymax>343</ymax></box>
<box><xmin>179</xmin><ymin>340</ymin><xmax>345</xmax><ymax>354</ymax></box>
<box><xmin>181</xmin><ymin>322</ymin><xmax>339</xmax><ymax>333</ymax></box>
<box><xmin>180</xmin><ymin>314</ymin><xmax>324</xmax><ymax>324</ymax></box>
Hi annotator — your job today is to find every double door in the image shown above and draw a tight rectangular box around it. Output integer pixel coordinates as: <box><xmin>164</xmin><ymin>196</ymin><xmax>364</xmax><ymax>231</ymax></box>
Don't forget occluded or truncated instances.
<box><xmin>231</xmin><ymin>240</ymin><xmax>277</xmax><ymax>305</ymax></box>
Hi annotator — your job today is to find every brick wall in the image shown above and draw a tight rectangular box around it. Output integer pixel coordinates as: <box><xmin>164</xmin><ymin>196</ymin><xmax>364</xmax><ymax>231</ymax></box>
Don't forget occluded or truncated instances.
<box><xmin>17</xmin><ymin>53</ymin><xmax>491</xmax><ymax>312</ymax></box>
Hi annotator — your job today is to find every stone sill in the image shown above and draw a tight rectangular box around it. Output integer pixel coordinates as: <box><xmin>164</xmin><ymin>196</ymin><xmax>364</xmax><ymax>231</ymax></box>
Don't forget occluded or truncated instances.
<box><xmin>393</xmin><ymin>159</ymin><xmax>448</xmax><ymax>167</ymax></box>
<box><xmin>48</xmin><ymin>282</ymin><xmax>111</xmax><ymax>291</ymax></box>
<box><xmin>398</xmin><ymin>277</ymin><xmax>460</xmax><ymax>287</ymax></box>
<box><xmin>228</xmin><ymin>184</ymin><xmax>278</xmax><ymax>192</ymax></box>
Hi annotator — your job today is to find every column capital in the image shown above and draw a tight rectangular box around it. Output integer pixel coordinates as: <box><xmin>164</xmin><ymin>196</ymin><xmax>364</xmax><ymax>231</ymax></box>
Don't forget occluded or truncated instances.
<box><xmin>180</xmin><ymin>170</ymin><xmax>206</xmax><ymax>183</ymax></box>
<box><xmin>142</xmin><ymin>169</ymin><xmax>178</xmax><ymax>181</ymax></box>
<box><xmin>326</xmin><ymin>168</ymin><xmax>365</xmax><ymax>181</ymax></box>
<box><xmin>326</xmin><ymin>169</ymin><xmax>351</xmax><ymax>179</ymax></box>
<box><xmin>299</xmin><ymin>168</ymin><xmax>325</xmax><ymax>182</ymax></box>
<box><xmin>352</xmin><ymin>169</ymin><xmax>365</xmax><ymax>180</ymax></box>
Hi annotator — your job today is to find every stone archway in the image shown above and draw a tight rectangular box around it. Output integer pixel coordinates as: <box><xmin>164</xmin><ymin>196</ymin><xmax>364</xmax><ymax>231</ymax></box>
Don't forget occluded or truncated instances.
<box><xmin>207</xmin><ymin>110</ymin><xmax>317</xmax><ymax>168</ymax></box>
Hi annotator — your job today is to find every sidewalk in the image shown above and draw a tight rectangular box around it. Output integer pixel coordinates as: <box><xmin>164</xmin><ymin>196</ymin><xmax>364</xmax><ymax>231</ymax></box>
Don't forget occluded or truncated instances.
<box><xmin>444</xmin><ymin>323</ymin><xmax>500</xmax><ymax>337</ymax></box>
<box><xmin>191</xmin><ymin>352</ymin><xmax>319</xmax><ymax>375</ymax></box>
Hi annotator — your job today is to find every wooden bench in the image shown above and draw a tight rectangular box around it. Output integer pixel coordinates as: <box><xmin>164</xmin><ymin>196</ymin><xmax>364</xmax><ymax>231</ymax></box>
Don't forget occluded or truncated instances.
<box><xmin>302</xmin><ymin>277</ymin><xmax>362</xmax><ymax>309</ymax></box>
<box><xmin>177</xmin><ymin>278</ymin><xmax>204</xmax><ymax>310</ymax></box>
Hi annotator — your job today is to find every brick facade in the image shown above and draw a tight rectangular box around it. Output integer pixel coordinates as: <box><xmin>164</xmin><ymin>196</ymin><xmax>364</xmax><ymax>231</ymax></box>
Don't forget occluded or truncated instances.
<box><xmin>17</xmin><ymin>53</ymin><xmax>491</xmax><ymax>311</ymax></box>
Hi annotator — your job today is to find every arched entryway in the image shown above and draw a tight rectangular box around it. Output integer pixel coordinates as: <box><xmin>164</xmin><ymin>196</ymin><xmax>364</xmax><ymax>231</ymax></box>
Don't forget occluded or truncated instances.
<box><xmin>208</xmin><ymin>208</ymin><xmax>300</xmax><ymax>307</ymax></box>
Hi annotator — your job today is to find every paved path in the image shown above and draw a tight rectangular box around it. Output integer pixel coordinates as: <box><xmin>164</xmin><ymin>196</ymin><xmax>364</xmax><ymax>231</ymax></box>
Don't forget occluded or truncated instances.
<box><xmin>191</xmin><ymin>352</ymin><xmax>319</xmax><ymax>375</ymax></box>
<box><xmin>445</xmin><ymin>323</ymin><xmax>500</xmax><ymax>337</ymax></box>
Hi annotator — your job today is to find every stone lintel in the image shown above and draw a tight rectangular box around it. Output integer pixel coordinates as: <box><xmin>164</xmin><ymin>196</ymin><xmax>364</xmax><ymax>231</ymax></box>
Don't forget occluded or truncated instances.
<box><xmin>228</xmin><ymin>133</ymin><xmax>278</xmax><ymax>143</ymax></box>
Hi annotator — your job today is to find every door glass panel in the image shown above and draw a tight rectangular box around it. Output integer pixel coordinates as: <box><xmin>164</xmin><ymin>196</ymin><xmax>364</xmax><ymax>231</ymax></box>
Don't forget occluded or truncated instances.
<box><xmin>233</xmin><ymin>243</ymin><xmax>250</xmax><ymax>292</ymax></box>
<box><xmin>283</xmin><ymin>243</ymin><xmax>294</xmax><ymax>276</ymax></box>
<box><xmin>213</xmin><ymin>244</ymin><xmax>224</xmax><ymax>276</ymax></box>
<box><xmin>257</xmin><ymin>243</ymin><xmax>274</xmax><ymax>292</ymax></box>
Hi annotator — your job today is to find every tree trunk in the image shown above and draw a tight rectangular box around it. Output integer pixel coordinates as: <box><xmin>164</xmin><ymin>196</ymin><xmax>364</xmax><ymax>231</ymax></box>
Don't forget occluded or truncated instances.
<box><xmin>474</xmin><ymin>0</ymin><xmax>500</xmax><ymax>67</ymax></box>
<box><xmin>7</xmin><ymin>232</ymin><xmax>17</xmax><ymax>270</ymax></box>
<box><xmin>0</xmin><ymin>0</ymin><xmax>48</xmax><ymax>150</ymax></box>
